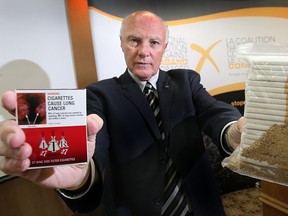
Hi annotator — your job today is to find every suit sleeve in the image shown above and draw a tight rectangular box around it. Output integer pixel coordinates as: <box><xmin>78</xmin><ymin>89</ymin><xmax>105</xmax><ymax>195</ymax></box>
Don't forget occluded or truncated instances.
<box><xmin>58</xmin><ymin>84</ymin><xmax>110</xmax><ymax>213</ymax></box>
<box><xmin>187</xmin><ymin>70</ymin><xmax>242</xmax><ymax>154</ymax></box>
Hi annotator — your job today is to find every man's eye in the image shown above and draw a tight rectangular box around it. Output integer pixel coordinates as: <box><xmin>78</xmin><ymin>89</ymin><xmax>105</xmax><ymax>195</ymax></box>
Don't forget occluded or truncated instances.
<box><xmin>151</xmin><ymin>41</ymin><xmax>160</xmax><ymax>46</ymax></box>
<box><xmin>129</xmin><ymin>38</ymin><xmax>139</xmax><ymax>46</ymax></box>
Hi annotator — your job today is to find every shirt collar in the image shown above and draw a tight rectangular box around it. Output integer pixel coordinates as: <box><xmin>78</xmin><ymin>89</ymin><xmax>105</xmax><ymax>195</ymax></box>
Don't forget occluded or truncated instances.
<box><xmin>128</xmin><ymin>69</ymin><xmax>159</xmax><ymax>91</ymax></box>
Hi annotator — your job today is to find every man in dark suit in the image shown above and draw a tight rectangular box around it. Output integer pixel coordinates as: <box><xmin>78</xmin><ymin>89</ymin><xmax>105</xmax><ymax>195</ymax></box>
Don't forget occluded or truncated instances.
<box><xmin>0</xmin><ymin>11</ymin><xmax>243</xmax><ymax>216</ymax></box>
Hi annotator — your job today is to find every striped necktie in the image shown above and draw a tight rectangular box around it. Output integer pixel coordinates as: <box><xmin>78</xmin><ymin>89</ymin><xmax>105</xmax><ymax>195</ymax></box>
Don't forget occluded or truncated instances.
<box><xmin>143</xmin><ymin>82</ymin><xmax>190</xmax><ymax>216</ymax></box>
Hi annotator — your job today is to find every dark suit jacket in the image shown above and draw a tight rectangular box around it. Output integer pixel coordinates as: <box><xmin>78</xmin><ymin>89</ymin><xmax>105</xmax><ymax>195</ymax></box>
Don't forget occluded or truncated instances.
<box><xmin>61</xmin><ymin>69</ymin><xmax>242</xmax><ymax>216</ymax></box>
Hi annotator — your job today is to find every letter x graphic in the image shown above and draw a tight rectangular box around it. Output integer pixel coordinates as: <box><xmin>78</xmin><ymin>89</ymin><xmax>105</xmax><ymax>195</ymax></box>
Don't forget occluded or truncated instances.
<box><xmin>190</xmin><ymin>40</ymin><xmax>222</xmax><ymax>73</ymax></box>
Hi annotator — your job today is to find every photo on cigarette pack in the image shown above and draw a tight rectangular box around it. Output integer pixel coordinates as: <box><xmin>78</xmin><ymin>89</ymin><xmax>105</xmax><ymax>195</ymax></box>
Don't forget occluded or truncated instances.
<box><xmin>16</xmin><ymin>89</ymin><xmax>87</xmax><ymax>169</ymax></box>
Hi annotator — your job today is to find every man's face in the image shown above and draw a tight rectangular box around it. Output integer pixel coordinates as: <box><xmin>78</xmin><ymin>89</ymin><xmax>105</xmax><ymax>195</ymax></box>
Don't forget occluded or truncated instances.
<box><xmin>120</xmin><ymin>13</ymin><xmax>167</xmax><ymax>81</ymax></box>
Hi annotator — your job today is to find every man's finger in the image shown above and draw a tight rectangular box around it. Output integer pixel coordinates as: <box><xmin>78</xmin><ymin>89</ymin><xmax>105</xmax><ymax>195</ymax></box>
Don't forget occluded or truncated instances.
<box><xmin>0</xmin><ymin>120</ymin><xmax>26</xmax><ymax>148</ymax></box>
<box><xmin>1</xmin><ymin>91</ymin><xmax>17</xmax><ymax>115</ymax></box>
<box><xmin>0</xmin><ymin>157</ymin><xmax>31</xmax><ymax>175</ymax></box>
<box><xmin>87</xmin><ymin>114</ymin><xmax>103</xmax><ymax>140</ymax></box>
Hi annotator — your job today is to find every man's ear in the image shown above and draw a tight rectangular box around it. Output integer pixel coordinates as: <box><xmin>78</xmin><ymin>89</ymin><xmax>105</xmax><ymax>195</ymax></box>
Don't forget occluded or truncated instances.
<box><xmin>120</xmin><ymin>36</ymin><xmax>124</xmax><ymax>52</ymax></box>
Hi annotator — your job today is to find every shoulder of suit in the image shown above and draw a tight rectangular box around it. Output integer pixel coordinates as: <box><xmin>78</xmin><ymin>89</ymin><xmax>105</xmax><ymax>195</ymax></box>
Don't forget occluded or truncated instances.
<box><xmin>165</xmin><ymin>69</ymin><xmax>199</xmax><ymax>78</ymax></box>
<box><xmin>86</xmin><ymin>76</ymin><xmax>119</xmax><ymax>90</ymax></box>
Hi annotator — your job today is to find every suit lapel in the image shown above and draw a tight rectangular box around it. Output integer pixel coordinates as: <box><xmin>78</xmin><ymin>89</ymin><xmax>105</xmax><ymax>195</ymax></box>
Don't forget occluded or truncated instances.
<box><xmin>119</xmin><ymin>71</ymin><xmax>162</xmax><ymax>140</ymax></box>
<box><xmin>157</xmin><ymin>70</ymin><xmax>172</xmax><ymax>136</ymax></box>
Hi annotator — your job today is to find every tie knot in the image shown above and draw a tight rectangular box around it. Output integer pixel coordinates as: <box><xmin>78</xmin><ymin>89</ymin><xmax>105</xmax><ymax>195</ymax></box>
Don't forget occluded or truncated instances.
<box><xmin>143</xmin><ymin>81</ymin><xmax>154</xmax><ymax>96</ymax></box>
<box><xmin>145</xmin><ymin>81</ymin><xmax>153</xmax><ymax>90</ymax></box>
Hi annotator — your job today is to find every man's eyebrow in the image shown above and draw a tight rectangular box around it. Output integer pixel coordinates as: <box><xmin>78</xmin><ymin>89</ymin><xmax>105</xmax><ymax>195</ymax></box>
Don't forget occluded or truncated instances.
<box><xmin>150</xmin><ymin>37</ymin><xmax>161</xmax><ymax>41</ymax></box>
<box><xmin>127</xmin><ymin>34</ymin><xmax>140</xmax><ymax>39</ymax></box>
<box><xmin>126</xmin><ymin>35</ymin><xmax>162</xmax><ymax>42</ymax></box>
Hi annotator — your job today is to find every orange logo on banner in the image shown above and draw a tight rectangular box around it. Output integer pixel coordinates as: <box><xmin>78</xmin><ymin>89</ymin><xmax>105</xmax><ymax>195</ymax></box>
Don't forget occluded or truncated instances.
<box><xmin>190</xmin><ymin>40</ymin><xmax>222</xmax><ymax>73</ymax></box>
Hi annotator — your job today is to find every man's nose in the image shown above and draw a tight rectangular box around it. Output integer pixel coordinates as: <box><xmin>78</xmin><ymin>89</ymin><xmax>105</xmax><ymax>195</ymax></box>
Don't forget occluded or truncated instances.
<box><xmin>138</xmin><ymin>43</ymin><xmax>150</xmax><ymax>57</ymax></box>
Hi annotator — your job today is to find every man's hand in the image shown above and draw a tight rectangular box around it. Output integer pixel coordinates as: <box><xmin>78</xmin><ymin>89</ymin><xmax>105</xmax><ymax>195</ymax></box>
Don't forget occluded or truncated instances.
<box><xmin>227</xmin><ymin>117</ymin><xmax>244</xmax><ymax>150</ymax></box>
<box><xmin>0</xmin><ymin>91</ymin><xmax>103</xmax><ymax>189</ymax></box>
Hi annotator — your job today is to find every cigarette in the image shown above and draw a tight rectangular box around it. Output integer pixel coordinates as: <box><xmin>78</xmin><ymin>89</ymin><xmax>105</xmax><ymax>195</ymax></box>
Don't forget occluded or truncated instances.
<box><xmin>246</xmin><ymin>96</ymin><xmax>288</xmax><ymax>106</ymax></box>
<box><xmin>252</xmin><ymin>65</ymin><xmax>288</xmax><ymax>72</ymax></box>
<box><xmin>246</xmin><ymin>101</ymin><xmax>288</xmax><ymax>110</ymax></box>
<box><xmin>239</xmin><ymin>139</ymin><xmax>254</xmax><ymax>147</ymax></box>
<box><xmin>246</xmin><ymin>106</ymin><xmax>287</xmax><ymax>117</ymax></box>
<box><xmin>247</xmin><ymin>86</ymin><xmax>288</xmax><ymax>94</ymax></box>
<box><xmin>244</xmin><ymin>112</ymin><xmax>287</xmax><ymax>122</ymax></box>
<box><xmin>247</xmin><ymin>80</ymin><xmax>288</xmax><ymax>89</ymax></box>
<box><xmin>26</xmin><ymin>115</ymin><xmax>30</xmax><ymax>124</ymax></box>
<box><xmin>242</xmin><ymin>133</ymin><xmax>262</xmax><ymax>141</ymax></box>
<box><xmin>251</xmin><ymin>56</ymin><xmax>288</xmax><ymax>65</ymax></box>
<box><xmin>249</xmin><ymin>74</ymin><xmax>288</xmax><ymax>82</ymax></box>
<box><xmin>242</xmin><ymin>128</ymin><xmax>266</xmax><ymax>137</ymax></box>
<box><xmin>244</xmin><ymin>122</ymin><xmax>273</xmax><ymax>131</ymax></box>
<box><xmin>246</xmin><ymin>90</ymin><xmax>288</xmax><ymax>100</ymax></box>
<box><xmin>33</xmin><ymin>113</ymin><xmax>39</xmax><ymax>124</ymax></box>
<box><xmin>251</xmin><ymin>69</ymin><xmax>288</xmax><ymax>77</ymax></box>
<box><xmin>244</xmin><ymin>116</ymin><xmax>283</xmax><ymax>126</ymax></box>
<box><xmin>241</xmin><ymin>136</ymin><xmax>261</xmax><ymax>146</ymax></box>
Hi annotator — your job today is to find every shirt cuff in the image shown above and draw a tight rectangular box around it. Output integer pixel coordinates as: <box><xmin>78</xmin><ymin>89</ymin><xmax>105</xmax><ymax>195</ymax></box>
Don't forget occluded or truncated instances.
<box><xmin>57</xmin><ymin>159</ymin><xmax>97</xmax><ymax>199</ymax></box>
<box><xmin>220</xmin><ymin>121</ymin><xmax>237</xmax><ymax>155</ymax></box>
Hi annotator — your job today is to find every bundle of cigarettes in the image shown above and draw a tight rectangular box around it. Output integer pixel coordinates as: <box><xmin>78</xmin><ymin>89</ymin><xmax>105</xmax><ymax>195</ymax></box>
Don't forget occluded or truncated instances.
<box><xmin>223</xmin><ymin>54</ymin><xmax>288</xmax><ymax>186</ymax></box>
<box><xmin>242</xmin><ymin>56</ymin><xmax>288</xmax><ymax>147</ymax></box>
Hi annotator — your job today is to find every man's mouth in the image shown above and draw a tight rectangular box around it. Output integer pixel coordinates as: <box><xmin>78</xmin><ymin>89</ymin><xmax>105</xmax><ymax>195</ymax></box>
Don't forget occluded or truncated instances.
<box><xmin>137</xmin><ymin>62</ymin><xmax>151</xmax><ymax>66</ymax></box>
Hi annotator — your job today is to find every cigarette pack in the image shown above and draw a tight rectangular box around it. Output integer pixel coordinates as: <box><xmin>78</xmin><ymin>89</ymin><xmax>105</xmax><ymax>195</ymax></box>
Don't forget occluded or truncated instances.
<box><xmin>16</xmin><ymin>89</ymin><xmax>87</xmax><ymax>169</ymax></box>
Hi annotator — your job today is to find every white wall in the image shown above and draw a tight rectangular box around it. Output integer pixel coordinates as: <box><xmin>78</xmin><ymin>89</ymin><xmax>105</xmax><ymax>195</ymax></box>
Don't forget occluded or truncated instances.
<box><xmin>0</xmin><ymin>0</ymin><xmax>76</xmax><ymax>179</ymax></box>
<box><xmin>0</xmin><ymin>0</ymin><xmax>76</xmax><ymax>121</ymax></box>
